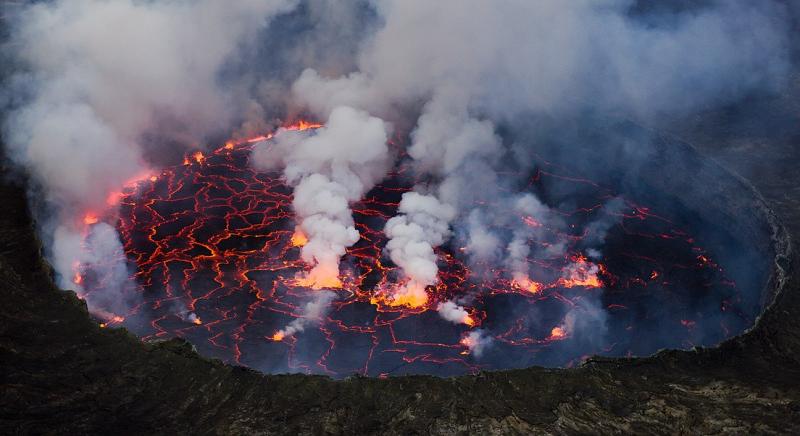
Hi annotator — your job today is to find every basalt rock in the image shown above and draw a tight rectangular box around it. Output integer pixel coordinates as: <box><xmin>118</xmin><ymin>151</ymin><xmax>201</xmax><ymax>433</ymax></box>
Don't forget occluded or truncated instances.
<box><xmin>2</xmin><ymin>103</ymin><xmax>800</xmax><ymax>435</ymax></box>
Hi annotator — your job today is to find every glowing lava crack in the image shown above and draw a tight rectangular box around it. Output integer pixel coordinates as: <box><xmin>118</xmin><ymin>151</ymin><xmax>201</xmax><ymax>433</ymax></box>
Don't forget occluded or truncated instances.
<box><xmin>74</xmin><ymin>123</ymin><xmax>750</xmax><ymax>377</ymax></box>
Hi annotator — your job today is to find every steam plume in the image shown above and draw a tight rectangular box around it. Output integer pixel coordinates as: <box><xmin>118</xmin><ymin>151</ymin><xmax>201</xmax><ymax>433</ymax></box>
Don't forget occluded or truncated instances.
<box><xmin>2</xmin><ymin>0</ymin><xmax>298</xmax><ymax>317</ymax></box>
<box><xmin>437</xmin><ymin>300</ymin><xmax>473</xmax><ymax>326</ymax></box>
<box><xmin>1</xmin><ymin>0</ymin><xmax>794</xmax><ymax>364</ymax></box>
<box><xmin>252</xmin><ymin>106</ymin><xmax>389</xmax><ymax>287</ymax></box>
<box><xmin>383</xmin><ymin>192</ymin><xmax>455</xmax><ymax>306</ymax></box>
<box><xmin>291</xmin><ymin>0</ymin><xmax>791</xmax><ymax>309</ymax></box>
<box><xmin>273</xmin><ymin>290</ymin><xmax>336</xmax><ymax>340</ymax></box>
<box><xmin>460</xmin><ymin>329</ymin><xmax>492</xmax><ymax>358</ymax></box>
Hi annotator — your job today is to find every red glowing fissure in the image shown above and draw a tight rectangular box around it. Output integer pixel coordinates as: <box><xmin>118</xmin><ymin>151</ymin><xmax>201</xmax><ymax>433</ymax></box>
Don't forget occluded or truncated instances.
<box><xmin>74</xmin><ymin>121</ymin><xmax>742</xmax><ymax>377</ymax></box>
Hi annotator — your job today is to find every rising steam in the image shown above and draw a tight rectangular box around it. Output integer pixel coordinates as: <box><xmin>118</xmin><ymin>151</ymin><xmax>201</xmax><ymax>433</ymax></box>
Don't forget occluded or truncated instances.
<box><xmin>1</xmin><ymin>0</ymin><xmax>794</xmax><ymax>353</ymax></box>
<box><xmin>252</xmin><ymin>106</ymin><xmax>389</xmax><ymax>288</ymax></box>
<box><xmin>272</xmin><ymin>291</ymin><xmax>337</xmax><ymax>341</ymax></box>
<box><xmin>383</xmin><ymin>192</ymin><xmax>455</xmax><ymax>306</ymax></box>
<box><xmin>2</xmin><ymin>0</ymin><xmax>297</xmax><ymax>321</ymax></box>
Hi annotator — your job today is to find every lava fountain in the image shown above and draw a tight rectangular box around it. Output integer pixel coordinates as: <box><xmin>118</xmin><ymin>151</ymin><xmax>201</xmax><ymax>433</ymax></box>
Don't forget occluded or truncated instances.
<box><xmin>74</xmin><ymin>122</ymin><xmax>761</xmax><ymax>377</ymax></box>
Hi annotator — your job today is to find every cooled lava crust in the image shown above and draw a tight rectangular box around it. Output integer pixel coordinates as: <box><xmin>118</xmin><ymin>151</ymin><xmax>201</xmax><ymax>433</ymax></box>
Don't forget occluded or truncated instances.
<box><xmin>75</xmin><ymin>127</ymin><xmax>762</xmax><ymax>377</ymax></box>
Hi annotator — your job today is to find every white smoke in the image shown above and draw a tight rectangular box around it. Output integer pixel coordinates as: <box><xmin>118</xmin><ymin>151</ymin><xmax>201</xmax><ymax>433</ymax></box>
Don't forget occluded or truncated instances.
<box><xmin>581</xmin><ymin>197</ymin><xmax>626</xmax><ymax>259</ymax></box>
<box><xmin>556</xmin><ymin>296</ymin><xmax>609</xmax><ymax>346</ymax></box>
<box><xmin>383</xmin><ymin>192</ymin><xmax>455</xmax><ymax>305</ymax></box>
<box><xmin>60</xmin><ymin>222</ymin><xmax>134</xmax><ymax>318</ymax></box>
<box><xmin>291</xmin><ymin>1</ymin><xmax>791</xmax><ymax>305</ymax></box>
<box><xmin>2</xmin><ymin>0</ymin><xmax>793</xmax><ymax>347</ymax></box>
<box><xmin>251</xmin><ymin>106</ymin><xmax>389</xmax><ymax>287</ymax></box>
<box><xmin>185</xmin><ymin>312</ymin><xmax>201</xmax><ymax>325</ymax></box>
<box><xmin>505</xmin><ymin>194</ymin><xmax>566</xmax><ymax>285</ymax></box>
<box><xmin>170</xmin><ymin>299</ymin><xmax>202</xmax><ymax>326</ymax></box>
<box><xmin>460</xmin><ymin>329</ymin><xmax>493</xmax><ymax>358</ymax></box>
<box><xmin>295</xmin><ymin>1</ymin><xmax>789</xmax><ymax>121</ymax></box>
<box><xmin>586</xmin><ymin>248</ymin><xmax>602</xmax><ymax>260</ymax></box>
<box><xmin>274</xmin><ymin>290</ymin><xmax>336</xmax><ymax>339</ymax></box>
<box><xmin>464</xmin><ymin>209</ymin><xmax>502</xmax><ymax>268</ymax></box>
<box><xmin>437</xmin><ymin>300</ymin><xmax>472</xmax><ymax>325</ymax></box>
<box><xmin>378</xmin><ymin>90</ymin><xmax>502</xmax><ymax>303</ymax></box>
<box><xmin>3</xmin><ymin>0</ymin><xmax>298</xmax><ymax>317</ymax></box>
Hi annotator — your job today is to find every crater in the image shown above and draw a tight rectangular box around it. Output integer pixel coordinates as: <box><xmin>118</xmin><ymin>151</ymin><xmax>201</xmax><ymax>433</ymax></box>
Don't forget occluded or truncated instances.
<box><xmin>78</xmin><ymin>119</ymin><xmax>777</xmax><ymax>378</ymax></box>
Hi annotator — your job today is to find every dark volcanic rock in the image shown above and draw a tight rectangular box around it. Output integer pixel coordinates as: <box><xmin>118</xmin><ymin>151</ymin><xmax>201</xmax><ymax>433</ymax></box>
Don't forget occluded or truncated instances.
<box><xmin>1</xmin><ymin>114</ymin><xmax>800</xmax><ymax>435</ymax></box>
<box><xmin>3</xmin><ymin>75</ymin><xmax>800</xmax><ymax>433</ymax></box>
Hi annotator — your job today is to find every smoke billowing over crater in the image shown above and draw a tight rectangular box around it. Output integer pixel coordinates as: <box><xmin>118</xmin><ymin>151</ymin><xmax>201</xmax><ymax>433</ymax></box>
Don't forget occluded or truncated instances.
<box><xmin>0</xmin><ymin>0</ymin><xmax>792</xmax><ymax>377</ymax></box>
<box><xmin>71</xmin><ymin>119</ymin><xmax>769</xmax><ymax>377</ymax></box>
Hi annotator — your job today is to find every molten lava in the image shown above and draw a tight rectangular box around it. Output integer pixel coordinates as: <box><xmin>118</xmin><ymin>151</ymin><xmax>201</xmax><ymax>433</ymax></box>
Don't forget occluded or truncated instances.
<box><xmin>83</xmin><ymin>214</ymin><xmax>99</xmax><ymax>225</ymax></box>
<box><xmin>74</xmin><ymin>121</ymin><xmax>751</xmax><ymax>377</ymax></box>
<box><xmin>290</xmin><ymin>228</ymin><xmax>308</xmax><ymax>247</ymax></box>
<box><xmin>512</xmin><ymin>274</ymin><xmax>544</xmax><ymax>294</ymax></box>
<box><xmin>294</xmin><ymin>267</ymin><xmax>343</xmax><ymax>290</ymax></box>
<box><xmin>559</xmin><ymin>255</ymin><xmax>602</xmax><ymax>288</ymax></box>
<box><xmin>373</xmin><ymin>281</ymin><xmax>429</xmax><ymax>308</ymax></box>
<box><xmin>549</xmin><ymin>326</ymin><xmax>567</xmax><ymax>340</ymax></box>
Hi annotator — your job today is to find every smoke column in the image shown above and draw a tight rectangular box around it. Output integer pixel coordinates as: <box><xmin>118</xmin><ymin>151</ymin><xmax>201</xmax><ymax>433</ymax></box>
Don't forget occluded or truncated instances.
<box><xmin>272</xmin><ymin>291</ymin><xmax>336</xmax><ymax>341</ymax></box>
<box><xmin>251</xmin><ymin>106</ymin><xmax>389</xmax><ymax>288</ymax></box>
<box><xmin>2</xmin><ymin>0</ymin><xmax>299</xmax><ymax>319</ymax></box>
<box><xmin>290</xmin><ymin>0</ymin><xmax>791</xmax><ymax>331</ymax></box>
<box><xmin>1</xmin><ymin>0</ymin><xmax>794</xmax><ymax>356</ymax></box>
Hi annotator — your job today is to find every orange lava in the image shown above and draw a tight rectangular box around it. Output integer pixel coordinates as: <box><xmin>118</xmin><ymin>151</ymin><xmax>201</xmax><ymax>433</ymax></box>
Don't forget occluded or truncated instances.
<box><xmin>459</xmin><ymin>335</ymin><xmax>475</xmax><ymax>348</ymax></box>
<box><xmin>373</xmin><ymin>282</ymin><xmax>429</xmax><ymax>308</ymax></box>
<box><xmin>559</xmin><ymin>255</ymin><xmax>602</xmax><ymax>288</ymax></box>
<box><xmin>286</xmin><ymin>120</ymin><xmax>324</xmax><ymax>131</ymax></box>
<box><xmin>560</xmin><ymin>274</ymin><xmax>601</xmax><ymax>289</ymax></box>
<box><xmin>193</xmin><ymin>151</ymin><xmax>205</xmax><ymax>164</ymax></box>
<box><xmin>74</xmin><ymin>119</ymin><xmax>738</xmax><ymax>377</ymax></box>
<box><xmin>106</xmin><ymin>191</ymin><xmax>124</xmax><ymax>206</ymax></box>
<box><xmin>290</xmin><ymin>228</ymin><xmax>308</xmax><ymax>247</ymax></box>
<box><xmin>99</xmin><ymin>315</ymin><xmax>125</xmax><ymax>329</ymax></box>
<box><xmin>523</xmin><ymin>216</ymin><xmax>542</xmax><ymax>227</ymax></box>
<box><xmin>512</xmin><ymin>275</ymin><xmax>543</xmax><ymax>294</ymax></box>
<box><xmin>549</xmin><ymin>326</ymin><xmax>567</xmax><ymax>340</ymax></box>
<box><xmin>216</xmin><ymin>120</ymin><xmax>320</xmax><ymax>152</ymax></box>
<box><xmin>83</xmin><ymin>214</ymin><xmax>99</xmax><ymax>225</ymax></box>
<box><xmin>245</xmin><ymin>134</ymin><xmax>273</xmax><ymax>143</ymax></box>
<box><xmin>295</xmin><ymin>265</ymin><xmax>343</xmax><ymax>290</ymax></box>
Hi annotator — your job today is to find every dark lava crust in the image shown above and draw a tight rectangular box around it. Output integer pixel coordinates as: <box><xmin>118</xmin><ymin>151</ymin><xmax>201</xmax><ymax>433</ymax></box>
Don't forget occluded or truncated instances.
<box><xmin>3</xmin><ymin>117</ymin><xmax>800</xmax><ymax>433</ymax></box>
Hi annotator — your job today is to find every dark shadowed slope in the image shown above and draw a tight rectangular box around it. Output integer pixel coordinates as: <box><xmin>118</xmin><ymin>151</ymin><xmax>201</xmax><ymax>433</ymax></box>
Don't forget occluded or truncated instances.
<box><xmin>2</xmin><ymin>109</ymin><xmax>800</xmax><ymax>434</ymax></box>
